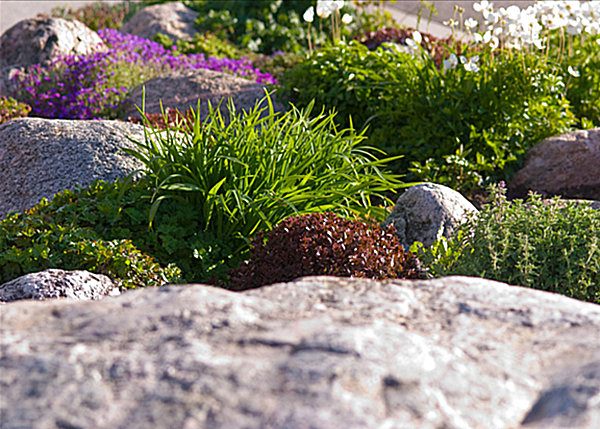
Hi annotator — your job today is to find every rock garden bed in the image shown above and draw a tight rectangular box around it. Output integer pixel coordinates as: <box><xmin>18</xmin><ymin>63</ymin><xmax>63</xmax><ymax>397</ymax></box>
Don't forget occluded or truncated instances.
<box><xmin>0</xmin><ymin>1</ymin><xmax>599</xmax><ymax>428</ymax></box>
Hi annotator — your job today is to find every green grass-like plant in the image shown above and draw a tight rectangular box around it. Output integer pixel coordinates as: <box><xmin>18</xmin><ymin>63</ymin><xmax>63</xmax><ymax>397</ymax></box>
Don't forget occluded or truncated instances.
<box><xmin>419</xmin><ymin>186</ymin><xmax>600</xmax><ymax>303</ymax></box>
<box><xmin>127</xmin><ymin>94</ymin><xmax>404</xmax><ymax>264</ymax></box>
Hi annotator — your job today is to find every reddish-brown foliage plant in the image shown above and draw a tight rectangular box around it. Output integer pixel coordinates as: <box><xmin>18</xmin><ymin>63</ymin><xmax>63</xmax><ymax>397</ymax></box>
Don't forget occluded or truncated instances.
<box><xmin>228</xmin><ymin>212</ymin><xmax>424</xmax><ymax>290</ymax></box>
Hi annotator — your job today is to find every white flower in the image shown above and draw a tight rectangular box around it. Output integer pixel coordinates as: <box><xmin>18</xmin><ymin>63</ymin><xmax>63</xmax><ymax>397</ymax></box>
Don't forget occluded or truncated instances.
<box><xmin>412</xmin><ymin>31</ymin><xmax>422</xmax><ymax>44</ymax></box>
<box><xmin>568</xmin><ymin>66</ymin><xmax>580</xmax><ymax>78</ymax></box>
<box><xmin>461</xmin><ymin>55</ymin><xmax>480</xmax><ymax>72</ymax></box>
<box><xmin>331</xmin><ymin>0</ymin><xmax>345</xmax><ymax>11</ymax></box>
<box><xmin>505</xmin><ymin>5</ymin><xmax>521</xmax><ymax>21</ymax></box>
<box><xmin>473</xmin><ymin>1</ymin><xmax>491</xmax><ymax>13</ymax></box>
<box><xmin>303</xmin><ymin>6</ymin><xmax>314</xmax><ymax>23</ymax></box>
<box><xmin>341</xmin><ymin>13</ymin><xmax>353</xmax><ymax>24</ymax></box>
<box><xmin>443</xmin><ymin>53</ymin><xmax>458</xmax><ymax>70</ymax></box>
<box><xmin>443</xmin><ymin>18</ymin><xmax>458</xmax><ymax>28</ymax></box>
<box><xmin>464</xmin><ymin>18</ymin><xmax>479</xmax><ymax>30</ymax></box>
<box><xmin>316</xmin><ymin>1</ymin><xmax>332</xmax><ymax>19</ymax></box>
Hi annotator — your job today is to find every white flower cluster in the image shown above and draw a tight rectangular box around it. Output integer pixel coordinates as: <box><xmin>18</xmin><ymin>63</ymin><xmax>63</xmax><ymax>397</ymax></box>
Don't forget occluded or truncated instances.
<box><xmin>471</xmin><ymin>1</ymin><xmax>600</xmax><ymax>51</ymax></box>
<box><xmin>303</xmin><ymin>1</ymin><xmax>352</xmax><ymax>24</ymax></box>
<box><xmin>443</xmin><ymin>53</ymin><xmax>480</xmax><ymax>72</ymax></box>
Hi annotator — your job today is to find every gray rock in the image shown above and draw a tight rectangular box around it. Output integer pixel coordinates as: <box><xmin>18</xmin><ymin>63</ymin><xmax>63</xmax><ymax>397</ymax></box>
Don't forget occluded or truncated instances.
<box><xmin>0</xmin><ymin>17</ymin><xmax>105</xmax><ymax>98</ymax></box>
<box><xmin>0</xmin><ymin>17</ymin><xmax>104</xmax><ymax>70</ymax></box>
<box><xmin>120</xmin><ymin>2</ymin><xmax>199</xmax><ymax>42</ymax></box>
<box><xmin>120</xmin><ymin>69</ymin><xmax>280</xmax><ymax>122</ymax></box>
<box><xmin>383</xmin><ymin>183</ymin><xmax>478</xmax><ymax>247</ymax></box>
<box><xmin>0</xmin><ymin>269</ymin><xmax>120</xmax><ymax>302</ymax></box>
<box><xmin>509</xmin><ymin>128</ymin><xmax>600</xmax><ymax>200</ymax></box>
<box><xmin>0</xmin><ymin>118</ymin><xmax>145</xmax><ymax>219</ymax></box>
<box><xmin>1</xmin><ymin>276</ymin><xmax>599</xmax><ymax>429</ymax></box>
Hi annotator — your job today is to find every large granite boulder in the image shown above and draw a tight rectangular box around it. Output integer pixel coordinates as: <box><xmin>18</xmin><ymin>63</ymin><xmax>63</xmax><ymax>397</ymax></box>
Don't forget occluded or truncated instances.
<box><xmin>509</xmin><ymin>128</ymin><xmax>600</xmax><ymax>200</ymax></box>
<box><xmin>0</xmin><ymin>18</ymin><xmax>104</xmax><ymax>97</ymax></box>
<box><xmin>0</xmin><ymin>269</ymin><xmax>119</xmax><ymax>302</ymax></box>
<box><xmin>383</xmin><ymin>183</ymin><xmax>478</xmax><ymax>247</ymax></box>
<box><xmin>120</xmin><ymin>1</ymin><xmax>199</xmax><ymax>42</ymax></box>
<box><xmin>1</xmin><ymin>276</ymin><xmax>599</xmax><ymax>428</ymax></box>
<box><xmin>0</xmin><ymin>118</ymin><xmax>145</xmax><ymax>219</ymax></box>
<box><xmin>0</xmin><ymin>17</ymin><xmax>104</xmax><ymax>69</ymax></box>
<box><xmin>120</xmin><ymin>69</ymin><xmax>280</xmax><ymax>121</ymax></box>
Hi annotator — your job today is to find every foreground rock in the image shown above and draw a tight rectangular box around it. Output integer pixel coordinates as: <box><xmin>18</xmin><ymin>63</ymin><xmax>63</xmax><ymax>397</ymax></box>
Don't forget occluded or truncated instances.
<box><xmin>1</xmin><ymin>276</ymin><xmax>599</xmax><ymax>428</ymax></box>
<box><xmin>120</xmin><ymin>1</ymin><xmax>199</xmax><ymax>41</ymax></box>
<box><xmin>0</xmin><ymin>269</ymin><xmax>119</xmax><ymax>302</ymax></box>
<box><xmin>509</xmin><ymin>128</ymin><xmax>600</xmax><ymax>200</ymax></box>
<box><xmin>383</xmin><ymin>183</ymin><xmax>478</xmax><ymax>247</ymax></box>
<box><xmin>120</xmin><ymin>69</ymin><xmax>280</xmax><ymax>121</ymax></box>
<box><xmin>0</xmin><ymin>118</ymin><xmax>145</xmax><ymax>219</ymax></box>
<box><xmin>0</xmin><ymin>18</ymin><xmax>104</xmax><ymax>96</ymax></box>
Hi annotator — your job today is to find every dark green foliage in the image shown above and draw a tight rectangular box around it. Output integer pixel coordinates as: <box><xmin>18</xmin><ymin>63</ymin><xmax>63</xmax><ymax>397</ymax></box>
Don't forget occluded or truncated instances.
<box><xmin>561</xmin><ymin>35</ymin><xmax>600</xmax><ymax>127</ymax></box>
<box><xmin>188</xmin><ymin>0</ymin><xmax>315</xmax><ymax>54</ymax></box>
<box><xmin>420</xmin><ymin>186</ymin><xmax>600</xmax><ymax>303</ymax></box>
<box><xmin>0</xmin><ymin>97</ymin><xmax>31</xmax><ymax>124</ymax></box>
<box><xmin>229</xmin><ymin>212</ymin><xmax>424</xmax><ymax>290</ymax></box>
<box><xmin>281</xmin><ymin>41</ymin><xmax>576</xmax><ymax>194</ymax></box>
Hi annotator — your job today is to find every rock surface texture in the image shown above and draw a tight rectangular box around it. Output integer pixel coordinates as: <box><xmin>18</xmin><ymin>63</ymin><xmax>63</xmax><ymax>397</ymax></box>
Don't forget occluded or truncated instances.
<box><xmin>0</xmin><ymin>269</ymin><xmax>119</xmax><ymax>302</ymax></box>
<box><xmin>0</xmin><ymin>17</ymin><xmax>104</xmax><ymax>69</ymax></box>
<box><xmin>120</xmin><ymin>2</ymin><xmax>199</xmax><ymax>42</ymax></box>
<box><xmin>0</xmin><ymin>118</ymin><xmax>145</xmax><ymax>219</ymax></box>
<box><xmin>120</xmin><ymin>69</ymin><xmax>279</xmax><ymax>121</ymax></box>
<box><xmin>1</xmin><ymin>276</ymin><xmax>599</xmax><ymax>429</ymax></box>
<box><xmin>509</xmin><ymin>128</ymin><xmax>600</xmax><ymax>200</ymax></box>
<box><xmin>383</xmin><ymin>183</ymin><xmax>478</xmax><ymax>247</ymax></box>
<box><xmin>0</xmin><ymin>17</ymin><xmax>104</xmax><ymax>96</ymax></box>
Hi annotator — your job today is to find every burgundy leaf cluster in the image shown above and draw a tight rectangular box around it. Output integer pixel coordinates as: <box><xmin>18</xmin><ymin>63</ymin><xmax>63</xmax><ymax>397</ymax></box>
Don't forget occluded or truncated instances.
<box><xmin>355</xmin><ymin>27</ymin><xmax>464</xmax><ymax>67</ymax></box>
<box><xmin>228</xmin><ymin>212</ymin><xmax>424</xmax><ymax>290</ymax></box>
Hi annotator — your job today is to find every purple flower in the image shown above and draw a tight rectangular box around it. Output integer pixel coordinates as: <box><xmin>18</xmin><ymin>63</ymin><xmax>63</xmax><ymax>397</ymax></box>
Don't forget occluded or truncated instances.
<box><xmin>12</xmin><ymin>29</ymin><xmax>277</xmax><ymax>119</ymax></box>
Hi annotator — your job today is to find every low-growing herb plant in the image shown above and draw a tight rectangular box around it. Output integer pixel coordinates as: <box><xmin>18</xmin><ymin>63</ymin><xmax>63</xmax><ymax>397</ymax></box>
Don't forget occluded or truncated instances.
<box><xmin>229</xmin><ymin>212</ymin><xmax>424</xmax><ymax>290</ymax></box>
<box><xmin>419</xmin><ymin>185</ymin><xmax>600</xmax><ymax>303</ymax></box>
<box><xmin>0</xmin><ymin>179</ymin><xmax>183</xmax><ymax>289</ymax></box>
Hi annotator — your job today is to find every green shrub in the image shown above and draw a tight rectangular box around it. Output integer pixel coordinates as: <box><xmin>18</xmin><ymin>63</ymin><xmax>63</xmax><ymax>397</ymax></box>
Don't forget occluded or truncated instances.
<box><xmin>0</xmin><ymin>97</ymin><xmax>31</xmax><ymax>124</ymax></box>
<box><xmin>560</xmin><ymin>34</ymin><xmax>600</xmax><ymax>127</ymax></box>
<box><xmin>154</xmin><ymin>32</ymin><xmax>247</xmax><ymax>59</ymax></box>
<box><xmin>126</xmin><ymin>94</ymin><xmax>404</xmax><ymax>278</ymax></box>
<box><xmin>281</xmin><ymin>40</ymin><xmax>576</xmax><ymax>194</ymax></box>
<box><xmin>0</xmin><ymin>180</ymin><xmax>182</xmax><ymax>289</ymax></box>
<box><xmin>229</xmin><ymin>212</ymin><xmax>424</xmax><ymax>290</ymax></box>
<box><xmin>419</xmin><ymin>186</ymin><xmax>600</xmax><ymax>303</ymax></box>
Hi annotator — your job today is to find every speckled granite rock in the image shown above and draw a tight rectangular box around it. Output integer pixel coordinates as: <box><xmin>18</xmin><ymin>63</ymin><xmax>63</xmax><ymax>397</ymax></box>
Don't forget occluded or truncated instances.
<box><xmin>509</xmin><ymin>128</ymin><xmax>600</xmax><ymax>200</ymax></box>
<box><xmin>383</xmin><ymin>183</ymin><xmax>478</xmax><ymax>247</ymax></box>
<box><xmin>1</xmin><ymin>276</ymin><xmax>599</xmax><ymax>429</ymax></box>
<box><xmin>0</xmin><ymin>118</ymin><xmax>145</xmax><ymax>219</ymax></box>
<box><xmin>0</xmin><ymin>269</ymin><xmax>119</xmax><ymax>302</ymax></box>
<box><xmin>0</xmin><ymin>17</ymin><xmax>104</xmax><ymax>69</ymax></box>
<box><xmin>120</xmin><ymin>1</ymin><xmax>198</xmax><ymax>42</ymax></box>
<box><xmin>120</xmin><ymin>69</ymin><xmax>281</xmax><ymax>122</ymax></box>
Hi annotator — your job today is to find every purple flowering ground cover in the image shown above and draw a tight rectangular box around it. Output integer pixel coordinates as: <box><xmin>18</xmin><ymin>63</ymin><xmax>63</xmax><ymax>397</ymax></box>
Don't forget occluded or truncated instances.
<box><xmin>12</xmin><ymin>29</ymin><xmax>276</xmax><ymax>120</ymax></box>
